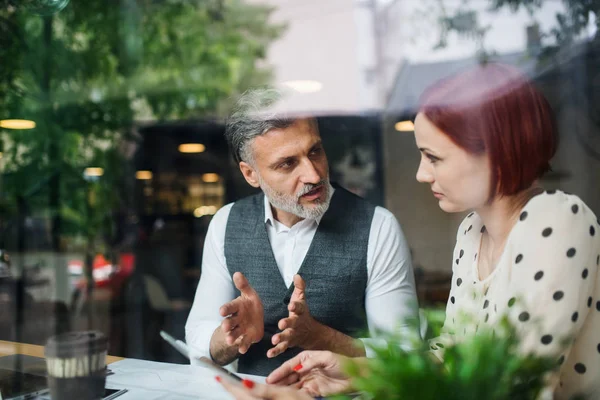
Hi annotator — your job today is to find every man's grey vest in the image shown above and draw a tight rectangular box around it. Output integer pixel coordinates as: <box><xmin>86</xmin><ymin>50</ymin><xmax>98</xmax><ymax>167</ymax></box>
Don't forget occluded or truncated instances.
<box><xmin>224</xmin><ymin>186</ymin><xmax>375</xmax><ymax>376</ymax></box>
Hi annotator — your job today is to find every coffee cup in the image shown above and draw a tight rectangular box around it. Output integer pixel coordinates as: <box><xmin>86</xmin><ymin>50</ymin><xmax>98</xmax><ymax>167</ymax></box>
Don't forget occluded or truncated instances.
<box><xmin>44</xmin><ymin>331</ymin><xmax>108</xmax><ymax>399</ymax></box>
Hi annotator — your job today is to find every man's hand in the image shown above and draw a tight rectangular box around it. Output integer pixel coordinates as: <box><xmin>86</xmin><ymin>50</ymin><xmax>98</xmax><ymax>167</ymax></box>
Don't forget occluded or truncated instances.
<box><xmin>265</xmin><ymin>274</ymin><xmax>366</xmax><ymax>360</ymax></box>
<box><xmin>267</xmin><ymin>274</ymin><xmax>317</xmax><ymax>358</ymax></box>
<box><xmin>219</xmin><ymin>272</ymin><xmax>264</xmax><ymax>354</ymax></box>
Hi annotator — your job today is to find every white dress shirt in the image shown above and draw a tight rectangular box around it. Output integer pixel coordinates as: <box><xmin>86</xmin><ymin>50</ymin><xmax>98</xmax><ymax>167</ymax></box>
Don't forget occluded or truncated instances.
<box><xmin>185</xmin><ymin>190</ymin><xmax>418</xmax><ymax>364</ymax></box>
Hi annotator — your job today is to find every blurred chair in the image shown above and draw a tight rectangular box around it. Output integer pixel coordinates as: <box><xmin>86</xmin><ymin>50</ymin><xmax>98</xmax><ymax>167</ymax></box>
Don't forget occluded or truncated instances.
<box><xmin>117</xmin><ymin>272</ymin><xmax>188</xmax><ymax>363</ymax></box>
<box><xmin>19</xmin><ymin>300</ymin><xmax>70</xmax><ymax>345</ymax></box>
<box><xmin>0</xmin><ymin>278</ymin><xmax>70</xmax><ymax>345</ymax></box>
<box><xmin>142</xmin><ymin>274</ymin><xmax>190</xmax><ymax>363</ymax></box>
<box><xmin>143</xmin><ymin>274</ymin><xmax>171</xmax><ymax>312</ymax></box>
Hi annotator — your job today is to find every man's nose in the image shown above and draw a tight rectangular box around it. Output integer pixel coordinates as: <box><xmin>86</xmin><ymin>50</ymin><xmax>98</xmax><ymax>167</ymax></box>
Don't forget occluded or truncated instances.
<box><xmin>299</xmin><ymin>159</ymin><xmax>321</xmax><ymax>184</ymax></box>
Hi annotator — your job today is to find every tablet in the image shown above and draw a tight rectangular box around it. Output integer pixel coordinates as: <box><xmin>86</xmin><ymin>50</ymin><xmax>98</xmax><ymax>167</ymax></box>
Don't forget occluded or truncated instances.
<box><xmin>0</xmin><ymin>368</ymin><xmax>49</xmax><ymax>400</ymax></box>
<box><xmin>102</xmin><ymin>388</ymin><xmax>128</xmax><ymax>400</ymax></box>
<box><xmin>35</xmin><ymin>387</ymin><xmax>128</xmax><ymax>400</ymax></box>
<box><xmin>0</xmin><ymin>368</ymin><xmax>127</xmax><ymax>400</ymax></box>
<box><xmin>197</xmin><ymin>356</ymin><xmax>243</xmax><ymax>383</ymax></box>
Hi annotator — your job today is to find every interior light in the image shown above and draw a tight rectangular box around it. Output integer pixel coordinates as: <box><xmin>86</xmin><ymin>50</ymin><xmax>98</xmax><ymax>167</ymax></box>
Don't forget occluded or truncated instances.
<box><xmin>84</xmin><ymin>167</ymin><xmax>104</xmax><ymax>177</ymax></box>
<box><xmin>282</xmin><ymin>80</ymin><xmax>323</xmax><ymax>93</ymax></box>
<box><xmin>0</xmin><ymin>119</ymin><xmax>36</xmax><ymax>130</ymax></box>
<box><xmin>193</xmin><ymin>205</ymin><xmax>218</xmax><ymax>218</ymax></box>
<box><xmin>136</xmin><ymin>170</ymin><xmax>153</xmax><ymax>180</ymax></box>
<box><xmin>202</xmin><ymin>173</ymin><xmax>220</xmax><ymax>183</ymax></box>
<box><xmin>395</xmin><ymin>120</ymin><xmax>415</xmax><ymax>132</ymax></box>
<box><xmin>178</xmin><ymin>143</ymin><xmax>205</xmax><ymax>153</ymax></box>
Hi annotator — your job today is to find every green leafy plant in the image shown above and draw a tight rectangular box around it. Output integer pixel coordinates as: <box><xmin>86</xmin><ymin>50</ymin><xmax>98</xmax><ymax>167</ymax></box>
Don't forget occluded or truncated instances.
<box><xmin>338</xmin><ymin>310</ymin><xmax>556</xmax><ymax>400</ymax></box>
<box><xmin>0</xmin><ymin>0</ymin><xmax>284</xmax><ymax>252</ymax></box>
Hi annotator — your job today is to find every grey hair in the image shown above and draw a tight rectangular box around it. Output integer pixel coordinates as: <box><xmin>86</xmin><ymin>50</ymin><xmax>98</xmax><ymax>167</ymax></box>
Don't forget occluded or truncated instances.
<box><xmin>225</xmin><ymin>88</ymin><xmax>296</xmax><ymax>165</ymax></box>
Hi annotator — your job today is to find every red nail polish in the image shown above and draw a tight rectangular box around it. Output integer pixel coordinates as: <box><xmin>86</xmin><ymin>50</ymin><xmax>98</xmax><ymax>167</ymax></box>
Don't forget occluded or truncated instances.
<box><xmin>215</xmin><ymin>376</ymin><xmax>222</xmax><ymax>382</ymax></box>
<box><xmin>242</xmin><ymin>379</ymin><xmax>255</xmax><ymax>389</ymax></box>
<box><xmin>293</xmin><ymin>363</ymin><xmax>303</xmax><ymax>372</ymax></box>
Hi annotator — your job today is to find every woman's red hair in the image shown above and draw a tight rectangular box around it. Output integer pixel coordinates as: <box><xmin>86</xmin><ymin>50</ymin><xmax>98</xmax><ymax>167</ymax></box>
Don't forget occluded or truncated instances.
<box><xmin>419</xmin><ymin>63</ymin><xmax>557</xmax><ymax>199</ymax></box>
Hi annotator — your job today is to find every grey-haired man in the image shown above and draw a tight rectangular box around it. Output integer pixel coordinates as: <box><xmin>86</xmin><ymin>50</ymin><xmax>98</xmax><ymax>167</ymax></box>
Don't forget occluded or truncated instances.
<box><xmin>185</xmin><ymin>89</ymin><xmax>418</xmax><ymax>376</ymax></box>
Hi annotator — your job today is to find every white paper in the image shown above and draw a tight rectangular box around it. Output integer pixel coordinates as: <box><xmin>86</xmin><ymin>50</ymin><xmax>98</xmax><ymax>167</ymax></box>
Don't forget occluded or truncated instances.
<box><xmin>106</xmin><ymin>358</ymin><xmax>265</xmax><ymax>400</ymax></box>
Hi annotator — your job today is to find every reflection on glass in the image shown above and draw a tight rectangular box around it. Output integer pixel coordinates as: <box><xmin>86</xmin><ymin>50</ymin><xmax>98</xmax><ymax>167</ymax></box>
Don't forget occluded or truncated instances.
<box><xmin>0</xmin><ymin>0</ymin><xmax>596</xmax><ymax>391</ymax></box>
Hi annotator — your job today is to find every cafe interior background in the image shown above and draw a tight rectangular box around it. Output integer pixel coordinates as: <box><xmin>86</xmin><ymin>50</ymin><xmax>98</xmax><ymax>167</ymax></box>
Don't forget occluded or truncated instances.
<box><xmin>1</xmin><ymin>0</ymin><xmax>599</xmax><ymax>364</ymax></box>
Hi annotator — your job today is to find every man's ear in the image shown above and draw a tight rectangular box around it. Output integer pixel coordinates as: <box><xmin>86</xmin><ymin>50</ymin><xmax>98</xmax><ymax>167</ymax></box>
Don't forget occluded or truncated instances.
<box><xmin>239</xmin><ymin>161</ymin><xmax>260</xmax><ymax>188</ymax></box>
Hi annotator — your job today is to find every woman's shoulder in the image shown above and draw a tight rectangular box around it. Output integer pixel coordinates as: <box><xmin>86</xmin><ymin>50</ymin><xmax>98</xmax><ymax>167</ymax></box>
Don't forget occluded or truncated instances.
<box><xmin>523</xmin><ymin>190</ymin><xmax>595</xmax><ymax>219</ymax></box>
<box><xmin>513</xmin><ymin>189</ymin><xmax>599</xmax><ymax>241</ymax></box>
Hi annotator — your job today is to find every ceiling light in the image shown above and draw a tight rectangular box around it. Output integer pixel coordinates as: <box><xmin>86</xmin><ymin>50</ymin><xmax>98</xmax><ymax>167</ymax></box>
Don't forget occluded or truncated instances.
<box><xmin>0</xmin><ymin>119</ymin><xmax>36</xmax><ymax>130</ymax></box>
<box><xmin>84</xmin><ymin>167</ymin><xmax>104</xmax><ymax>177</ymax></box>
<box><xmin>193</xmin><ymin>205</ymin><xmax>217</xmax><ymax>218</ymax></box>
<box><xmin>282</xmin><ymin>80</ymin><xmax>323</xmax><ymax>93</ymax></box>
<box><xmin>178</xmin><ymin>143</ymin><xmax>205</xmax><ymax>153</ymax></box>
<box><xmin>395</xmin><ymin>120</ymin><xmax>414</xmax><ymax>132</ymax></box>
<box><xmin>202</xmin><ymin>173</ymin><xmax>219</xmax><ymax>183</ymax></box>
<box><xmin>136</xmin><ymin>170</ymin><xmax>153</xmax><ymax>180</ymax></box>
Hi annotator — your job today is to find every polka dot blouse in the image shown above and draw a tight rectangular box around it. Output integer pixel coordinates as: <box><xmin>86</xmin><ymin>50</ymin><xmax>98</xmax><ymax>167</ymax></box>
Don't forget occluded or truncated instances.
<box><xmin>436</xmin><ymin>190</ymin><xmax>600</xmax><ymax>399</ymax></box>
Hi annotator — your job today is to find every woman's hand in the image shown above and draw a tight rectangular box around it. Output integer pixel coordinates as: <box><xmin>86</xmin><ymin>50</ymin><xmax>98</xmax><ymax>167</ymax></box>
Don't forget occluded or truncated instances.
<box><xmin>267</xmin><ymin>350</ymin><xmax>355</xmax><ymax>397</ymax></box>
<box><xmin>217</xmin><ymin>377</ymin><xmax>311</xmax><ymax>400</ymax></box>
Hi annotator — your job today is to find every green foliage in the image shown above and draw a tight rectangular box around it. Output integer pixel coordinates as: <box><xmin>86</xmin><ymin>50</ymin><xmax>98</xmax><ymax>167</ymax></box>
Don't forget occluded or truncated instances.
<box><xmin>0</xmin><ymin>0</ymin><xmax>283</xmax><ymax>249</ymax></box>
<box><xmin>338</xmin><ymin>312</ymin><xmax>556</xmax><ymax>400</ymax></box>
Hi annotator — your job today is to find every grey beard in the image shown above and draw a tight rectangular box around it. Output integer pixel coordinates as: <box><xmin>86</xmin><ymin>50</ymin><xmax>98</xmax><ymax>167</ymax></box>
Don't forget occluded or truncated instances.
<box><xmin>259</xmin><ymin>177</ymin><xmax>331</xmax><ymax>220</ymax></box>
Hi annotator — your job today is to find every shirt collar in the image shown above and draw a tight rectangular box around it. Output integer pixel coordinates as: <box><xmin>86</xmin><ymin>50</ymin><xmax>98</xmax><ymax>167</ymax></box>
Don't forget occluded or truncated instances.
<box><xmin>263</xmin><ymin>185</ymin><xmax>335</xmax><ymax>227</ymax></box>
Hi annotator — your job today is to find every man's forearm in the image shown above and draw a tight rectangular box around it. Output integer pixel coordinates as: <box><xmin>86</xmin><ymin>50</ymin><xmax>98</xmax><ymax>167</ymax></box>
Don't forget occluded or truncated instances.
<box><xmin>308</xmin><ymin>321</ymin><xmax>366</xmax><ymax>357</ymax></box>
<box><xmin>209</xmin><ymin>326</ymin><xmax>241</xmax><ymax>365</ymax></box>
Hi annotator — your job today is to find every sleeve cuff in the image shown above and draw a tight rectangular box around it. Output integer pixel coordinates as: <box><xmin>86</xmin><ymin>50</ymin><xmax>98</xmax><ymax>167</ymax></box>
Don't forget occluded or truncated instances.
<box><xmin>186</xmin><ymin>322</ymin><xmax>239</xmax><ymax>372</ymax></box>
<box><xmin>186</xmin><ymin>321</ymin><xmax>218</xmax><ymax>361</ymax></box>
<box><xmin>358</xmin><ymin>338</ymin><xmax>387</xmax><ymax>358</ymax></box>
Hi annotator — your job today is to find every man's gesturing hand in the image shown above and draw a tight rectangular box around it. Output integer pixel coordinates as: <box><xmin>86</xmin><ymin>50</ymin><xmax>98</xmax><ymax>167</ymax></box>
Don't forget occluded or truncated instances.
<box><xmin>268</xmin><ymin>274</ymin><xmax>318</xmax><ymax>358</ymax></box>
<box><xmin>219</xmin><ymin>272</ymin><xmax>264</xmax><ymax>354</ymax></box>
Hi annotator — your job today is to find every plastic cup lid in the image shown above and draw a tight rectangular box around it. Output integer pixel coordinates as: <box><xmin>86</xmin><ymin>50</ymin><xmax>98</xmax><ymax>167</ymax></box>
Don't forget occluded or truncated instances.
<box><xmin>45</xmin><ymin>331</ymin><xmax>108</xmax><ymax>359</ymax></box>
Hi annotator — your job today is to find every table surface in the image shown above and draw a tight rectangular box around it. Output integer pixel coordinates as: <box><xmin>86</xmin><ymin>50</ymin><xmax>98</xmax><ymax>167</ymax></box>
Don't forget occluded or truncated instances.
<box><xmin>0</xmin><ymin>340</ymin><xmax>125</xmax><ymax>364</ymax></box>
<box><xmin>0</xmin><ymin>342</ymin><xmax>265</xmax><ymax>399</ymax></box>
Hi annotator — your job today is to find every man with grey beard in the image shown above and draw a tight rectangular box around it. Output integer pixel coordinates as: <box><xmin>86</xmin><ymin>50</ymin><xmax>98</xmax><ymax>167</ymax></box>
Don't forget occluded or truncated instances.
<box><xmin>185</xmin><ymin>89</ymin><xmax>418</xmax><ymax>376</ymax></box>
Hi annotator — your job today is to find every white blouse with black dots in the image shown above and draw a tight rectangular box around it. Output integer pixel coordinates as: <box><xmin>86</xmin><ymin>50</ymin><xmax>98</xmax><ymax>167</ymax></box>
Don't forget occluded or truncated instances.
<box><xmin>433</xmin><ymin>190</ymin><xmax>600</xmax><ymax>399</ymax></box>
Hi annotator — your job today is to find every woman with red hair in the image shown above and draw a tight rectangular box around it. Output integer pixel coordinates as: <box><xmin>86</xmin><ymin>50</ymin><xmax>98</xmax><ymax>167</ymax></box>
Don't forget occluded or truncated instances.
<box><xmin>413</xmin><ymin>63</ymin><xmax>600</xmax><ymax>399</ymax></box>
<box><xmin>218</xmin><ymin>64</ymin><xmax>600</xmax><ymax>400</ymax></box>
